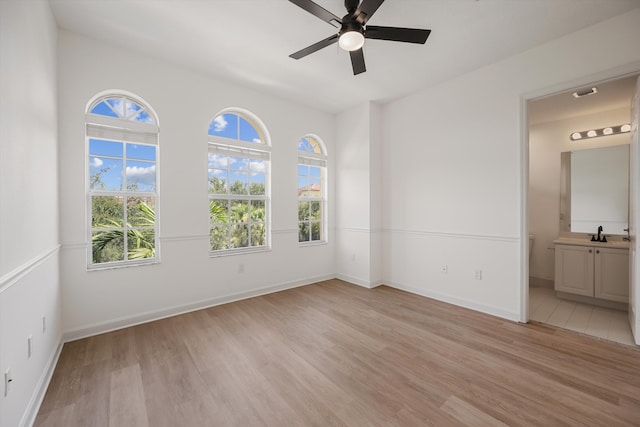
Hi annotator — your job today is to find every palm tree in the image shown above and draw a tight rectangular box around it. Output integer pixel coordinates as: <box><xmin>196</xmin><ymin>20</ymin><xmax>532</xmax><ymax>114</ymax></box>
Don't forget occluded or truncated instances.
<box><xmin>92</xmin><ymin>201</ymin><xmax>156</xmax><ymax>263</ymax></box>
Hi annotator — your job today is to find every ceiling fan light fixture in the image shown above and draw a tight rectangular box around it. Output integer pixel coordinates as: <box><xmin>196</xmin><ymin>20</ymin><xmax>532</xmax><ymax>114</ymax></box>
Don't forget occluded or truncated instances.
<box><xmin>338</xmin><ymin>30</ymin><xmax>365</xmax><ymax>51</ymax></box>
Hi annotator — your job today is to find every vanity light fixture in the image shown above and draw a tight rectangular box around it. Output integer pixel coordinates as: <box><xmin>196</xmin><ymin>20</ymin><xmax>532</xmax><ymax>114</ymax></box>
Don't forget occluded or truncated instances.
<box><xmin>569</xmin><ymin>123</ymin><xmax>631</xmax><ymax>141</ymax></box>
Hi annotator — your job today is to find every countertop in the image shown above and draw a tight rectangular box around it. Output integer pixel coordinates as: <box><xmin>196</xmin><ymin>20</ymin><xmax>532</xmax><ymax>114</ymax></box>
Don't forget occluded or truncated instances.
<box><xmin>553</xmin><ymin>237</ymin><xmax>630</xmax><ymax>249</ymax></box>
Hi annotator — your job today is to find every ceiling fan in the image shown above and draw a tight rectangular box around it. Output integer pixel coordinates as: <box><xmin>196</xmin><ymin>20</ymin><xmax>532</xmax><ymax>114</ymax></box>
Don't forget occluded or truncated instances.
<box><xmin>288</xmin><ymin>0</ymin><xmax>431</xmax><ymax>75</ymax></box>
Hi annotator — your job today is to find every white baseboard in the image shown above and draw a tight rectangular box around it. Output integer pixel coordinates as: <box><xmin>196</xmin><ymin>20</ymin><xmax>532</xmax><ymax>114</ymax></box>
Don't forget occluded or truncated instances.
<box><xmin>384</xmin><ymin>280</ymin><xmax>521</xmax><ymax>322</ymax></box>
<box><xmin>63</xmin><ymin>274</ymin><xmax>334</xmax><ymax>342</ymax></box>
<box><xmin>22</xmin><ymin>338</ymin><xmax>63</xmax><ymax>427</ymax></box>
<box><xmin>334</xmin><ymin>273</ymin><xmax>382</xmax><ymax>289</ymax></box>
<box><xmin>529</xmin><ymin>276</ymin><xmax>554</xmax><ymax>289</ymax></box>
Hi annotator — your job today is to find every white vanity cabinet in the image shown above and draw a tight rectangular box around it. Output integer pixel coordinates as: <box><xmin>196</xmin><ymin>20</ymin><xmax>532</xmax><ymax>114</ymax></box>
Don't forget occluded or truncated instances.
<box><xmin>554</xmin><ymin>239</ymin><xmax>629</xmax><ymax>303</ymax></box>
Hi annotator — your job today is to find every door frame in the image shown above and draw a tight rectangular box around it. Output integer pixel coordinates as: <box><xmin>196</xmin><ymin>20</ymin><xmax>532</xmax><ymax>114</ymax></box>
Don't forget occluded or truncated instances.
<box><xmin>519</xmin><ymin>63</ymin><xmax>640</xmax><ymax>329</ymax></box>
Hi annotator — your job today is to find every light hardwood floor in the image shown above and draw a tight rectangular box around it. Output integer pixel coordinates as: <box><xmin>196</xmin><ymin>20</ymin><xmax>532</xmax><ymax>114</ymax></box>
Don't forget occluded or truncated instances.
<box><xmin>36</xmin><ymin>280</ymin><xmax>640</xmax><ymax>426</ymax></box>
<box><xmin>530</xmin><ymin>286</ymin><xmax>635</xmax><ymax>346</ymax></box>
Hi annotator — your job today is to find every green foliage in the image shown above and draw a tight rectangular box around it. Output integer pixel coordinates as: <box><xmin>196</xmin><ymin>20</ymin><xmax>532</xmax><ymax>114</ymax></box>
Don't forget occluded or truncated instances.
<box><xmin>92</xmin><ymin>200</ymin><xmax>156</xmax><ymax>264</ymax></box>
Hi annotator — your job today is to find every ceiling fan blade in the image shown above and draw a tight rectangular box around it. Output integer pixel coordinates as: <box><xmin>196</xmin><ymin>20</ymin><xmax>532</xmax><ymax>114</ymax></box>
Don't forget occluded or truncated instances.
<box><xmin>354</xmin><ymin>0</ymin><xmax>385</xmax><ymax>24</ymax></box>
<box><xmin>290</xmin><ymin>34</ymin><xmax>339</xmax><ymax>60</ymax></box>
<box><xmin>289</xmin><ymin>0</ymin><xmax>342</xmax><ymax>27</ymax></box>
<box><xmin>349</xmin><ymin>48</ymin><xmax>366</xmax><ymax>75</ymax></box>
<box><xmin>365</xmin><ymin>26</ymin><xmax>431</xmax><ymax>44</ymax></box>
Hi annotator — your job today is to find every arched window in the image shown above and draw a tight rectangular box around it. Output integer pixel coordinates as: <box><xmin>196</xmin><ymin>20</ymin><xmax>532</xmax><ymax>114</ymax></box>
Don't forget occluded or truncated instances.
<box><xmin>86</xmin><ymin>92</ymin><xmax>159</xmax><ymax>268</ymax></box>
<box><xmin>298</xmin><ymin>135</ymin><xmax>327</xmax><ymax>244</ymax></box>
<box><xmin>208</xmin><ymin>109</ymin><xmax>270</xmax><ymax>253</ymax></box>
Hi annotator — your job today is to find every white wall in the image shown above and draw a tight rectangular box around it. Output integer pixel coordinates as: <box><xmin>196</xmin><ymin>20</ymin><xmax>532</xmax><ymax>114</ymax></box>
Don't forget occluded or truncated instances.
<box><xmin>0</xmin><ymin>1</ymin><xmax>62</xmax><ymax>426</ymax></box>
<box><xmin>57</xmin><ymin>31</ymin><xmax>336</xmax><ymax>337</ymax></box>
<box><xmin>335</xmin><ymin>102</ymin><xmax>383</xmax><ymax>287</ymax></box>
<box><xmin>381</xmin><ymin>9</ymin><xmax>640</xmax><ymax>321</ymax></box>
<box><xmin>529</xmin><ymin>108</ymin><xmax>631</xmax><ymax>283</ymax></box>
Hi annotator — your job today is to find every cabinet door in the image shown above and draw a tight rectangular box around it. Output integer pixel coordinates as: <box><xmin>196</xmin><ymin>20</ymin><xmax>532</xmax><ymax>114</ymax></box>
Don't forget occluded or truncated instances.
<box><xmin>554</xmin><ymin>245</ymin><xmax>594</xmax><ymax>296</ymax></box>
<box><xmin>594</xmin><ymin>248</ymin><xmax>629</xmax><ymax>302</ymax></box>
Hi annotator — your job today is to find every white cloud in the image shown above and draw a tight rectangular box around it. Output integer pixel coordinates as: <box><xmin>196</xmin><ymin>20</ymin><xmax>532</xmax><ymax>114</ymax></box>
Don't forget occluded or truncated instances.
<box><xmin>126</xmin><ymin>164</ymin><xmax>156</xmax><ymax>186</ymax></box>
<box><xmin>90</xmin><ymin>157</ymin><xmax>104</xmax><ymax>167</ymax></box>
<box><xmin>213</xmin><ymin>115</ymin><xmax>228</xmax><ymax>132</ymax></box>
<box><xmin>249</xmin><ymin>160</ymin><xmax>265</xmax><ymax>173</ymax></box>
<box><xmin>208</xmin><ymin>154</ymin><xmax>229</xmax><ymax>168</ymax></box>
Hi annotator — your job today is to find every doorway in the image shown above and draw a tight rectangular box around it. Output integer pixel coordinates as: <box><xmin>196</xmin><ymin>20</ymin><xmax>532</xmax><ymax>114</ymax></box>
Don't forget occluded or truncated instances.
<box><xmin>526</xmin><ymin>74</ymin><xmax>639</xmax><ymax>346</ymax></box>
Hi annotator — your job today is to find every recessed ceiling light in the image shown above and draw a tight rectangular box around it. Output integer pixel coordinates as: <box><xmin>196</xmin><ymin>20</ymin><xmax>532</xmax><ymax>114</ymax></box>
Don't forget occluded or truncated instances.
<box><xmin>572</xmin><ymin>87</ymin><xmax>598</xmax><ymax>98</ymax></box>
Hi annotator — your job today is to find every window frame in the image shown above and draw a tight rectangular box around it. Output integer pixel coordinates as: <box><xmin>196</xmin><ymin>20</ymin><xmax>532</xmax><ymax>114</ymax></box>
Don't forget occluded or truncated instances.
<box><xmin>85</xmin><ymin>92</ymin><xmax>160</xmax><ymax>270</ymax></box>
<box><xmin>298</xmin><ymin>134</ymin><xmax>328</xmax><ymax>246</ymax></box>
<box><xmin>208</xmin><ymin>109</ymin><xmax>271</xmax><ymax>256</ymax></box>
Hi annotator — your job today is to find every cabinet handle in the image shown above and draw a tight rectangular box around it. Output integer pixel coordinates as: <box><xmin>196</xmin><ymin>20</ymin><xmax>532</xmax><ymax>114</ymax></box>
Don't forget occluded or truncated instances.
<box><xmin>589</xmin><ymin>249</ymin><xmax>592</xmax><ymax>253</ymax></box>
<box><xmin>596</xmin><ymin>250</ymin><xmax>600</xmax><ymax>254</ymax></box>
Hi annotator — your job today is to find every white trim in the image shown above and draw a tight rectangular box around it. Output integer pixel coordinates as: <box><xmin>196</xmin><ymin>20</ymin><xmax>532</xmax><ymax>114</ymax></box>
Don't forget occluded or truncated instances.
<box><xmin>385</xmin><ymin>280</ymin><xmax>521</xmax><ymax>322</ymax></box>
<box><xmin>160</xmin><ymin>234</ymin><xmax>209</xmax><ymax>242</ymax></box>
<box><xmin>62</xmin><ymin>274</ymin><xmax>334</xmax><ymax>342</ymax></box>
<box><xmin>386</xmin><ymin>228</ymin><xmax>519</xmax><ymax>243</ymax></box>
<box><xmin>0</xmin><ymin>245</ymin><xmax>60</xmax><ymax>293</ymax></box>
<box><xmin>336</xmin><ymin>226</ymin><xmax>375</xmax><ymax>234</ymax></box>
<box><xmin>21</xmin><ymin>340</ymin><xmax>64</xmax><ymax>427</ymax></box>
<box><xmin>272</xmin><ymin>228</ymin><xmax>298</xmax><ymax>235</ymax></box>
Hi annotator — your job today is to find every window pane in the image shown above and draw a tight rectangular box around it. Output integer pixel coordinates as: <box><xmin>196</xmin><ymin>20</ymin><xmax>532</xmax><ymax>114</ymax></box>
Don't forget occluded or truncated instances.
<box><xmin>210</xmin><ymin>199</ymin><xmax>229</xmax><ymax>224</ymax></box>
<box><xmin>310</xmin><ymin>166</ymin><xmax>321</xmax><ymax>177</ymax></box>
<box><xmin>133</xmin><ymin>110</ymin><xmax>154</xmax><ymax>124</ymax></box>
<box><xmin>229</xmin><ymin>157</ymin><xmax>248</xmax><ymax>170</ymax></box>
<box><xmin>250</xmin><ymin>174</ymin><xmax>265</xmax><ymax>195</ymax></box>
<box><xmin>250</xmin><ymin>200</ymin><xmax>265</xmax><ymax>222</ymax></box>
<box><xmin>229</xmin><ymin>172</ymin><xmax>248</xmax><ymax>195</ymax></box>
<box><xmin>298</xmin><ymin>222</ymin><xmax>309</xmax><ymax>242</ymax></box>
<box><xmin>298</xmin><ymin>176</ymin><xmax>309</xmax><ymax>197</ymax></box>
<box><xmin>208</xmin><ymin>153</ymin><xmax>229</xmax><ymax>169</ymax></box>
<box><xmin>298</xmin><ymin>201</ymin><xmax>309</xmax><ymax>221</ymax></box>
<box><xmin>125</xmin><ymin>160</ymin><xmax>156</xmax><ymax>191</ymax></box>
<box><xmin>250</xmin><ymin>224</ymin><xmax>266</xmax><ymax>247</ymax></box>
<box><xmin>127</xmin><ymin>143</ymin><xmax>156</xmax><ymax>161</ymax></box>
<box><xmin>310</xmin><ymin>201</ymin><xmax>321</xmax><ymax>220</ymax></box>
<box><xmin>127</xmin><ymin>197</ymin><xmax>155</xmax><ymax>227</ymax></box>
<box><xmin>298</xmin><ymin>165</ymin><xmax>309</xmax><ymax>176</ymax></box>
<box><xmin>92</xmin><ymin>230</ymin><xmax>124</xmax><ymax>263</ymax></box>
<box><xmin>239</xmin><ymin>117</ymin><xmax>261</xmax><ymax>143</ymax></box>
<box><xmin>298</xmin><ymin>138</ymin><xmax>312</xmax><ymax>152</ymax></box>
<box><xmin>309</xmin><ymin>177</ymin><xmax>322</xmax><ymax>197</ymax></box>
<box><xmin>230</xmin><ymin>224</ymin><xmax>249</xmax><ymax>248</ymax></box>
<box><xmin>230</xmin><ymin>200</ymin><xmax>249</xmax><ymax>223</ymax></box>
<box><xmin>128</xmin><ymin>229</ymin><xmax>155</xmax><ymax>260</ymax></box>
<box><xmin>209</xmin><ymin>170</ymin><xmax>228</xmax><ymax>194</ymax></box>
<box><xmin>209</xmin><ymin>113</ymin><xmax>238</xmax><ymax>139</ymax></box>
<box><xmin>106</xmin><ymin>98</ymin><xmax>124</xmax><ymax>116</ymax></box>
<box><xmin>92</xmin><ymin>196</ymin><xmax>123</xmax><ymax>228</ymax></box>
<box><xmin>124</xmin><ymin>100</ymin><xmax>142</xmax><ymax>119</ymax></box>
<box><xmin>90</xmin><ymin>157</ymin><xmax>123</xmax><ymax>191</ymax></box>
<box><xmin>311</xmin><ymin>222</ymin><xmax>321</xmax><ymax>241</ymax></box>
<box><xmin>89</xmin><ymin>139</ymin><xmax>123</xmax><ymax>157</ymax></box>
<box><xmin>90</xmin><ymin>101</ymin><xmax>119</xmax><ymax>118</ymax></box>
<box><xmin>210</xmin><ymin>224</ymin><xmax>229</xmax><ymax>250</ymax></box>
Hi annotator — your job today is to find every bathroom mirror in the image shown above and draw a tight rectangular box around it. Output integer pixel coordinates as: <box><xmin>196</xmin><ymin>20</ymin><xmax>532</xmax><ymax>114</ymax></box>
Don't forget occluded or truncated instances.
<box><xmin>559</xmin><ymin>144</ymin><xmax>629</xmax><ymax>235</ymax></box>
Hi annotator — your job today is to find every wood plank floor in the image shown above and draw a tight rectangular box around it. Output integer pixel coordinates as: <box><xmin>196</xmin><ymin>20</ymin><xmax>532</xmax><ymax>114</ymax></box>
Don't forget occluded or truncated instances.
<box><xmin>35</xmin><ymin>280</ymin><xmax>640</xmax><ymax>426</ymax></box>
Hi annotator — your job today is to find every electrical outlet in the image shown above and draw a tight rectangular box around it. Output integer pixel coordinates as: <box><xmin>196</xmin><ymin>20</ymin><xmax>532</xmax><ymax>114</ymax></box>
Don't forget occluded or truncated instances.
<box><xmin>28</xmin><ymin>335</ymin><xmax>33</xmax><ymax>358</ymax></box>
<box><xmin>42</xmin><ymin>316</ymin><xmax>46</xmax><ymax>334</ymax></box>
<box><xmin>474</xmin><ymin>269</ymin><xmax>483</xmax><ymax>280</ymax></box>
<box><xmin>4</xmin><ymin>368</ymin><xmax>12</xmax><ymax>397</ymax></box>
<box><xmin>441</xmin><ymin>265</ymin><xmax>448</xmax><ymax>274</ymax></box>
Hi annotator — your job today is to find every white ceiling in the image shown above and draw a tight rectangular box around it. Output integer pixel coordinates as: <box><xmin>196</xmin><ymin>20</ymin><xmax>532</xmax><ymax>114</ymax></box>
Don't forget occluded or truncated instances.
<box><xmin>49</xmin><ymin>0</ymin><xmax>640</xmax><ymax>114</ymax></box>
<box><xmin>528</xmin><ymin>74</ymin><xmax>639</xmax><ymax>125</ymax></box>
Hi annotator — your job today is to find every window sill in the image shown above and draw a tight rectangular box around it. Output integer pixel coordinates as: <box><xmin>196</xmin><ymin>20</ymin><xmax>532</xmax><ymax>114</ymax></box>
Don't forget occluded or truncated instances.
<box><xmin>87</xmin><ymin>259</ymin><xmax>160</xmax><ymax>271</ymax></box>
<box><xmin>299</xmin><ymin>240</ymin><xmax>328</xmax><ymax>248</ymax></box>
<box><xmin>209</xmin><ymin>246</ymin><xmax>271</xmax><ymax>258</ymax></box>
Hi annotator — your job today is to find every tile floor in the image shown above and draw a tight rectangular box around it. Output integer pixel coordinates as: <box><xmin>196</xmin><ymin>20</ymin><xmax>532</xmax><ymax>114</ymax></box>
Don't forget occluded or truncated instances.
<box><xmin>529</xmin><ymin>286</ymin><xmax>636</xmax><ymax>346</ymax></box>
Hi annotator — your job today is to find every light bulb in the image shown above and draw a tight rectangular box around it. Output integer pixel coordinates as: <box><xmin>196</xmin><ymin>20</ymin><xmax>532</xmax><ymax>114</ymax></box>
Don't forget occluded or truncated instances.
<box><xmin>621</xmin><ymin>124</ymin><xmax>631</xmax><ymax>132</ymax></box>
<box><xmin>571</xmin><ymin>132</ymin><xmax>582</xmax><ymax>140</ymax></box>
<box><xmin>339</xmin><ymin>31</ymin><xmax>365</xmax><ymax>51</ymax></box>
<box><xmin>587</xmin><ymin>130</ymin><xmax>597</xmax><ymax>138</ymax></box>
